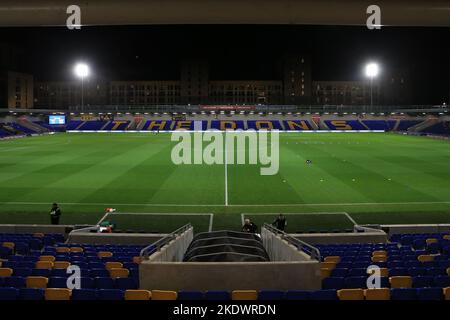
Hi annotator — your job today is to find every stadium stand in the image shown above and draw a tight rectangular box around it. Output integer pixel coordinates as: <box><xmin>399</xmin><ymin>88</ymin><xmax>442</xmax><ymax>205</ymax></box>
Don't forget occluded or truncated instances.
<box><xmin>1</xmin><ymin>230</ymin><xmax>450</xmax><ymax>300</ymax></box>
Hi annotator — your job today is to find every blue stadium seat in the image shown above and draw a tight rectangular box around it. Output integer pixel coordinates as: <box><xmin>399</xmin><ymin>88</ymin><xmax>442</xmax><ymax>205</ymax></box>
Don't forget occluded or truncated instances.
<box><xmin>0</xmin><ymin>287</ymin><xmax>19</xmax><ymax>300</ymax></box>
<box><xmin>15</xmin><ymin>242</ymin><xmax>30</xmax><ymax>255</ymax></box>
<box><xmin>351</xmin><ymin>262</ymin><xmax>370</xmax><ymax>268</ymax></box>
<box><xmin>205</xmin><ymin>290</ymin><xmax>230</xmax><ymax>300</ymax></box>
<box><xmin>331</xmin><ymin>268</ymin><xmax>348</xmax><ymax>277</ymax></box>
<box><xmin>32</xmin><ymin>268</ymin><xmax>51</xmax><ymax>277</ymax></box>
<box><xmin>425</xmin><ymin>268</ymin><xmax>446</xmax><ymax>276</ymax></box>
<box><xmin>0</xmin><ymin>246</ymin><xmax>13</xmax><ymax>259</ymax></box>
<box><xmin>345</xmin><ymin>276</ymin><xmax>367</xmax><ymax>289</ymax></box>
<box><xmin>70</xmin><ymin>262</ymin><xmax>88</xmax><ymax>269</ymax></box>
<box><xmin>5</xmin><ymin>276</ymin><xmax>26</xmax><ymax>288</ymax></box>
<box><xmin>19</xmin><ymin>288</ymin><xmax>45</xmax><ymax>300</ymax></box>
<box><xmin>408</xmin><ymin>268</ymin><xmax>427</xmax><ymax>277</ymax></box>
<box><xmin>72</xmin><ymin>289</ymin><xmax>97</xmax><ymax>300</ymax></box>
<box><xmin>13</xmin><ymin>268</ymin><xmax>32</xmax><ymax>277</ymax></box>
<box><xmin>88</xmin><ymin>262</ymin><xmax>104</xmax><ymax>269</ymax></box>
<box><xmin>391</xmin><ymin>288</ymin><xmax>417</xmax><ymax>300</ymax></box>
<box><xmin>417</xmin><ymin>288</ymin><xmax>443</xmax><ymax>300</ymax></box>
<box><xmin>29</xmin><ymin>239</ymin><xmax>43</xmax><ymax>251</ymax></box>
<box><xmin>258</xmin><ymin>290</ymin><xmax>284</xmax><ymax>300</ymax></box>
<box><xmin>78</xmin><ymin>277</ymin><xmax>95</xmax><ymax>289</ymax></box>
<box><xmin>90</xmin><ymin>269</ymin><xmax>110</xmax><ymax>278</ymax></box>
<box><xmin>23</xmin><ymin>256</ymin><xmax>39</xmax><ymax>262</ymax></box>
<box><xmin>412</xmin><ymin>276</ymin><xmax>434</xmax><ymax>288</ymax></box>
<box><xmin>98</xmin><ymin>289</ymin><xmax>124</xmax><ymax>300</ymax></box>
<box><xmin>322</xmin><ymin>277</ymin><xmax>345</xmax><ymax>290</ymax></box>
<box><xmin>387</xmin><ymin>261</ymin><xmax>404</xmax><ymax>269</ymax></box>
<box><xmin>310</xmin><ymin>290</ymin><xmax>338</xmax><ymax>300</ymax></box>
<box><xmin>48</xmin><ymin>277</ymin><xmax>69</xmax><ymax>289</ymax></box>
<box><xmin>348</xmin><ymin>268</ymin><xmax>367</xmax><ymax>277</ymax></box>
<box><xmin>115</xmin><ymin>278</ymin><xmax>138</xmax><ymax>290</ymax></box>
<box><xmin>389</xmin><ymin>268</ymin><xmax>409</xmax><ymax>276</ymax></box>
<box><xmin>94</xmin><ymin>277</ymin><xmax>114</xmax><ymax>289</ymax></box>
<box><xmin>285</xmin><ymin>290</ymin><xmax>310</xmax><ymax>300</ymax></box>
<box><xmin>433</xmin><ymin>276</ymin><xmax>450</xmax><ymax>288</ymax></box>
<box><xmin>50</xmin><ymin>269</ymin><xmax>68</xmax><ymax>277</ymax></box>
<box><xmin>426</xmin><ymin>243</ymin><xmax>440</xmax><ymax>254</ymax></box>
<box><xmin>178</xmin><ymin>290</ymin><xmax>204</xmax><ymax>300</ymax></box>
<box><xmin>412</xmin><ymin>239</ymin><xmax>426</xmax><ymax>250</ymax></box>
<box><xmin>9</xmin><ymin>255</ymin><xmax>24</xmax><ymax>262</ymax></box>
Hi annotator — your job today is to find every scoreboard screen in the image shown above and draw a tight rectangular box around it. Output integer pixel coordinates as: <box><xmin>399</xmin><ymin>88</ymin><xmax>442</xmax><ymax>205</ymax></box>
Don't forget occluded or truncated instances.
<box><xmin>49</xmin><ymin>115</ymin><xmax>66</xmax><ymax>125</ymax></box>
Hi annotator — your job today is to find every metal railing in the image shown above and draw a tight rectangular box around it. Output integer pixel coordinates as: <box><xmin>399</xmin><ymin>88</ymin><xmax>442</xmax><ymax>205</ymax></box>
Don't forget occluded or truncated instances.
<box><xmin>263</xmin><ymin>223</ymin><xmax>321</xmax><ymax>261</ymax></box>
<box><xmin>62</xmin><ymin>104</ymin><xmax>447</xmax><ymax>114</ymax></box>
<box><xmin>139</xmin><ymin>223</ymin><xmax>192</xmax><ymax>259</ymax></box>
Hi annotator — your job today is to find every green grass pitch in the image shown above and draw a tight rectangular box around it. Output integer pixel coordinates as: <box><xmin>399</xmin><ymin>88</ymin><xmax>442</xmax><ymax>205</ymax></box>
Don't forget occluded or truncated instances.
<box><xmin>0</xmin><ymin>132</ymin><xmax>449</xmax><ymax>232</ymax></box>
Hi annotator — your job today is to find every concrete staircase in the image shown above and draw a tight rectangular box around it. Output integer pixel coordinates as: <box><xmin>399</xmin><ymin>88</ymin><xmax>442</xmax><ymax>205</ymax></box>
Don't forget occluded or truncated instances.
<box><xmin>18</xmin><ymin>119</ymin><xmax>48</xmax><ymax>133</ymax></box>
<box><xmin>408</xmin><ymin>118</ymin><xmax>439</xmax><ymax>133</ymax></box>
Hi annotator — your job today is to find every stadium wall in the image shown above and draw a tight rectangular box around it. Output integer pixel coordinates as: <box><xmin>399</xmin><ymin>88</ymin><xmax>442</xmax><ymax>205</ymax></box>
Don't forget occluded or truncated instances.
<box><xmin>139</xmin><ymin>261</ymin><xmax>321</xmax><ymax>291</ymax></box>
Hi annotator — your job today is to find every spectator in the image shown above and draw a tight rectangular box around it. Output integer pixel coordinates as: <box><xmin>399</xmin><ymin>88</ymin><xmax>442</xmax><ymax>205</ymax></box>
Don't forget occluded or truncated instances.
<box><xmin>50</xmin><ymin>203</ymin><xmax>61</xmax><ymax>225</ymax></box>
<box><xmin>272</xmin><ymin>214</ymin><xmax>287</xmax><ymax>231</ymax></box>
<box><xmin>242</xmin><ymin>218</ymin><xmax>258</xmax><ymax>233</ymax></box>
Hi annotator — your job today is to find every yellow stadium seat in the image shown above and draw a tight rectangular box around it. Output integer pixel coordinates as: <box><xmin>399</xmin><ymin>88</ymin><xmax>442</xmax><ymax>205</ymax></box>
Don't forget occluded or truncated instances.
<box><xmin>98</xmin><ymin>251</ymin><xmax>113</xmax><ymax>258</ymax></box>
<box><xmin>2</xmin><ymin>242</ymin><xmax>15</xmax><ymax>250</ymax></box>
<box><xmin>105</xmin><ymin>262</ymin><xmax>123</xmax><ymax>270</ymax></box>
<box><xmin>39</xmin><ymin>255</ymin><xmax>56</xmax><ymax>262</ymax></box>
<box><xmin>151</xmin><ymin>290</ymin><xmax>178</xmax><ymax>300</ymax></box>
<box><xmin>56</xmin><ymin>247</ymin><xmax>70</xmax><ymax>253</ymax></box>
<box><xmin>372</xmin><ymin>250</ymin><xmax>387</xmax><ymax>257</ymax></box>
<box><xmin>109</xmin><ymin>268</ymin><xmax>130</xmax><ymax>278</ymax></box>
<box><xmin>371</xmin><ymin>255</ymin><xmax>387</xmax><ymax>263</ymax></box>
<box><xmin>417</xmin><ymin>255</ymin><xmax>434</xmax><ymax>262</ymax></box>
<box><xmin>26</xmin><ymin>276</ymin><xmax>48</xmax><ymax>289</ymax></box>
<box><xmin>320</xmin><ymin>262</ymin><xmax>337</xmax><ymax>270</ymax></box>
<box><xmin>337</xmin><ymin>289</ymin><xmax>364</xmax><ymax>300</ymax></box>
<box><xmin>36</xmin><ymin>261</ymin><xmax>53</xmax><ymax>269</ymax></box>
<box><xmin>231</xmin><ymin>290</ymin><xmax>258</xmax><ymax>300</ymax></box>
<box><xmin>133</xmin><ymin>256</ymin><xmax>142</xmax><ymax>264</ymax></box>
<box><xmin>444</xmin><ymin>287</ymin><xmax>450</xmax><ymax>300</ymax></box>
<box><xmin>364</xmin><ymin>288</ymin><xmax>391</xmax><ymax>300</ymax></box>
<box><xmin>324</xmin><ymin>256</ymin><xmax>340</xmax><ymax>264</ymax></box>
<box><xmin>379</xmin><ymin>268</ymin><xmax>389</xmax><ymax>277</ymax></box>
<box><xmin>125</xmin><ymin>290</ymin><xmax>152</xmax><ymax>300</ymax></box>
<box><xmin>426</xmin><ymin>238</ymin><xmax>438</xmax><ymax>245</ymax></box>
<box><xmin>443</xmin><ymin>235</ymin><xmax>450</xmax><ymax>240</ymax></box>
<box><xmin>0</xmin><ymin>268</ymin><xmax>13</xmax><ymax>277</ymax></box>
<box><xmin>447</xmin><ymin>268</ymin><xmax>450</xmax><ymax>276</ymax></box>
<box><xmin>69</xmin><ymin>247</ymin><xmax>84</xmax><ymax>253</ymax></box>
<box><xmin>45</xmin><ymin>288</ymin><xmax>71</xmax><ymax>300</ymax></box>
<box><xmin>390</xmin><ymin>276</ymin><xmax>412</xmax><ymax>288</ymax></box>
<box><xmin>53</xmin><ymin>261</ymin><xmax>70</xmax><ymax>269</ymax></box>
<box><xmin>320</xmin><ymin>268</ymin><xmax>332</xmax><ymax>279</ymax></box>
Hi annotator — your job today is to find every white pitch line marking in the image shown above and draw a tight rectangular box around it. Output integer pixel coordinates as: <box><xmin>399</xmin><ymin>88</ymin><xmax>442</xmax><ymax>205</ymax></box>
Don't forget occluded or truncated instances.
<box><xmin>1</xmin><ymin>201</ymin><xmax>450</xmax><ymax>207</ymax></box>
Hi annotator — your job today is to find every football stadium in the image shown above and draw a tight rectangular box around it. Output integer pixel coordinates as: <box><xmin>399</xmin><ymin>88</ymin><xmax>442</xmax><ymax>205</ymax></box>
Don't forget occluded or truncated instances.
<box><xmin>1</xmin><ymin>0</ymin><xmax>450</xmax><ymax>312</ymax></box>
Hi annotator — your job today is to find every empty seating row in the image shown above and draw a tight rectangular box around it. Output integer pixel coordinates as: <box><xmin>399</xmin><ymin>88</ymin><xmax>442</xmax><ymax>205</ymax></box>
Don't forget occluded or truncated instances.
<box><xmin>322</xmin><ymin>275</ymin><xmax>450</xmax><ymax>289</ymax></box>
<box><xmin>0</xmin><ymin>276</ymin><xmax>138</xmax><ymax>290</ymax></box>
<box><xmin>0</xmin><ymin>287</ymin><xmax>449</xmax><ymax>300</ymax></box>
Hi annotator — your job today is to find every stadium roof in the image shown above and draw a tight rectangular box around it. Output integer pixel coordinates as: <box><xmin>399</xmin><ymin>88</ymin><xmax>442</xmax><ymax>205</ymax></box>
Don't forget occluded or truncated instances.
<box><xmin>1</xmin><ymin>0</ymin><xmax>450</xmax><ymax>27</ymax></box>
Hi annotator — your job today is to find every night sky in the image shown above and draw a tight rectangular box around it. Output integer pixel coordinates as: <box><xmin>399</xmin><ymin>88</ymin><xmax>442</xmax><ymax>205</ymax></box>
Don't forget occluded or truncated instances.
<box><xmin>0</xmin><ymin>25</ymin><xmax>449</xmax><ymax>104</ymax></box>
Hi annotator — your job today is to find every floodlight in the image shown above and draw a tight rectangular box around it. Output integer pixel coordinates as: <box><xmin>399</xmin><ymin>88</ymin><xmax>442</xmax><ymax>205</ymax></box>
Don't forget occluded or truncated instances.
<box><xmin>365</xmin><ymin>62</ymin><xmax>379</xmax><ymax>78</ymax></box>
<box><xmin>74</xmin><ymin>63</ymin><xmax>89</xmax><ymax>78</ymax></box>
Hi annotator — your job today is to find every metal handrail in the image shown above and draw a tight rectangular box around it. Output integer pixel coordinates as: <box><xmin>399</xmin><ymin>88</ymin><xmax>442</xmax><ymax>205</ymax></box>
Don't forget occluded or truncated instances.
<box><xmin>263</xmin><ymin>223</ymin><xmax>321</xmax><ymax>261</ymax></box>
<box><xmin>353</xmin><ymin>224</ymin><xmax>385</xmax><ymax>233</ymax></box>
<box><xmin>68</xmin><ymin>225</ymin><xmax>100</xmax><ymax>233</ymax></box>
<box><xmin>140</xmin><ymin>223</ymin><xmax>192</xmax><ymax>259</ymax></box>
